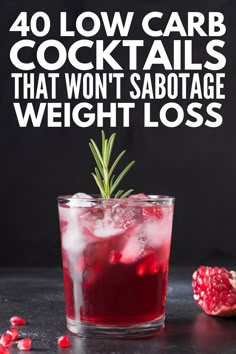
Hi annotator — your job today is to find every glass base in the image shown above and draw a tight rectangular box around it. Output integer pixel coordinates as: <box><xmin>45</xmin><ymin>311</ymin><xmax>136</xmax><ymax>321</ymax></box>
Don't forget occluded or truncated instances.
<box><xmin>67</xmin><ymin>316</ymin><xmax>165</xmax><ymax>339</ymax></box>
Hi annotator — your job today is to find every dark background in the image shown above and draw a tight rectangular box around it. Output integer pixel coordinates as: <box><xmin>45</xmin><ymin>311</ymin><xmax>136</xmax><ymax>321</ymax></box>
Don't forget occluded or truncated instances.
<box><xmin>0</xmin><ymin>0</ymin><xmax>235</xmax><ymax>267</ymax></box>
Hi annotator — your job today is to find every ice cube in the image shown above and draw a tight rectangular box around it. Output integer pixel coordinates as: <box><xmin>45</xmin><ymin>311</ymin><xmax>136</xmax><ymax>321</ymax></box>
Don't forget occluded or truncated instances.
<box><xmin>69</xmin><ymin>193</ymin><xmax>95</xmax><ymax>207</ymax></box>
<box><xmin>120</xmin><ymin>235</ymin><xmax>141</xmax><ymax>264</ymax></box>
<box><xmin>93</xmin><ymin>225</ymin><xmax>124</xmax><ymax>238</ymax></box>
<box><xmin>111</xmin><ymin>203</ymin><xmax>142</xmax><ymax>230</ymax></box>
<box><xmin>81</xmin><ymin>205</ymin><xmax>124</xmax><ymax>238</ymax></box>
<box><xmin>63</xmin><ymin>224</ymin><xmax>85</xmax><ymax>255</ymax></box>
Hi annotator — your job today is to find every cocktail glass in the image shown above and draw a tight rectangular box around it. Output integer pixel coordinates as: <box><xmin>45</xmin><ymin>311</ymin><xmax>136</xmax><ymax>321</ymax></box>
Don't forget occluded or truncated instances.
<box><xmin>58</xmin><ymin>194</ymin><xmax>175</xmax><ymax>338</ymax></box>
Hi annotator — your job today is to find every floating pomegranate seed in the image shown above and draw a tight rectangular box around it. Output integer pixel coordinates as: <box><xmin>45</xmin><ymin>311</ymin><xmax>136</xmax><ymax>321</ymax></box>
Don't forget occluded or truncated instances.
<box><xmin>10</xmin><ymin>316</ymin><xmax>26</xmax><ymax>325</ymax></box>
<box><xmin>0</xmin><ymin>334</ymin><xmax>12</xmax><ymax>348</ymax></box>
<box><xmin>17</xmin><ymin>338</ymin><xmax>32</xmax><ymax>351</ymax></box>
<box><xmin>60</xmin><ymin>219</ymin><xmax>68</xmax><ymax>232</ymax></box>
<box><xmin>6</xmin><ymin>328</ymin><xmax>18</xmax><ymax>341</ymax></box>
<box><xmin>57</xmin><ymin>335</ymin><xmax>71</xmax><ymax>348</ymax></box>
<box><xmin>0</xmin><ymin>344</ymin><xmax>10</xmax><ymax>354</ymax></box>
<box><xmin>109</xmin><ymin>250</ymin><xmax>122</xmax><ymax>264</ymax></box>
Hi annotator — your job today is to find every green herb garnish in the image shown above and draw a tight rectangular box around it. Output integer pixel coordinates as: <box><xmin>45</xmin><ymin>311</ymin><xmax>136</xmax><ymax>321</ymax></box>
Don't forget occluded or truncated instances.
<box><xmin>89</xmin><ymin>131</ymin><xmax>135</xmax><ymax>198</ymax></box>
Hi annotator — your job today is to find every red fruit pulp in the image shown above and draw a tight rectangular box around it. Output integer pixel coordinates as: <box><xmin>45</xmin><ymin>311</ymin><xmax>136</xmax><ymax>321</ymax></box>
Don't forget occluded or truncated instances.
<box><xmin>0</xmin><ymin>344</ymin><xmax>10</xmax><ymax>354</ymax></box>
<box><xmin>57</xmin><ymin>335</ymin><xmax>71</xmax><ymax>348</ymax></box>
<box><xmin>142</xmin><ymin>206</ymin><xmax>164</xmax><ymax>220</ymax></box>
<box><xmin>192</xmin><ymin>266</ymin><xmax>236</xmax><ymax>317</ymax></box>
<box><xmin>59</xmin><ymin>199</ymin><xmax>173</xmax><ymax>326</ymax></box>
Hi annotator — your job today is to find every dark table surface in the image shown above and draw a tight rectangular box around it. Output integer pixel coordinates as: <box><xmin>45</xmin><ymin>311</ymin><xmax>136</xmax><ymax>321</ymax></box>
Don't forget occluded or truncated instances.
<box><xmin>0</xmin><ymin>267</ymin><xmax>235</xmax><ymax>354</ymax></box>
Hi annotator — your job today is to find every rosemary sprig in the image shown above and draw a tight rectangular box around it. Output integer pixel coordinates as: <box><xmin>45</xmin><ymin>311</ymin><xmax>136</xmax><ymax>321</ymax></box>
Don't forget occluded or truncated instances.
<box><xmin>89</xmin><ymin>131</ymin><xmax>135</xmax><ymax>198</ymax></box>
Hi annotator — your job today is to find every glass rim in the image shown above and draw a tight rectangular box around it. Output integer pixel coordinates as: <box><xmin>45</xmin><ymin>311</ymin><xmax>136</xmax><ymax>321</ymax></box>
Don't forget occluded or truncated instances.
<box><xmin>57</xmin><ymin>194</ymin><xmax>175</xmax><ymax>204</ymax></box>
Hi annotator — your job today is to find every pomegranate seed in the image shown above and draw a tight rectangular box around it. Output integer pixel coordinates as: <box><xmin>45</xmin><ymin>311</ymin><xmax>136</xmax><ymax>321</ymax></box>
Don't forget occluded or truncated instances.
<box><xmin>136</xmin><ymin>262</ymin><xmax>146</xmax><ymax>276</ymax></box>
<box><xmin>6</xmin><ymin>328</ymin><xmax>19</xmax><ymax>341</ymax></box>
<box><xmin>57</xmin><ymin>335</ymin><xmax>71</xmax><ymax>348</ymax></box>
<box><xmin>60</xmin><ymin>220</ymin><xmax>68</xmax><ymax>232</ymax></box>
<box><xmin>192</xmin><ymin>266</ymin><xmax>236</xmax><ymax>316</ymax></box>
<box><xmin>17</xmin><ymin>338</ymin><xmax>32</xmax><ymax>351</ymax></box>
<box><xmin>143</xmin><ymin>206</ymin><xmax>164</xmax><ymax>220</ymax></box>
<box><xmin>0</xmin><ymin>344</ymin><xmax>10</xmax><ymax>354</ymax></box>
<box><xmin>76</xmin><ymin>256</ymin><xmax>86</xmax><ymax>271</ymax></box>
<box><xmin>0</xmin><ymin>334</ymin><xmax>12</xmax><ymax>348</ymax></box>
<box><xmin>10</xmin><ymin>316</ymin><xmax>26</xmax><ymax>325</ymax></box>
